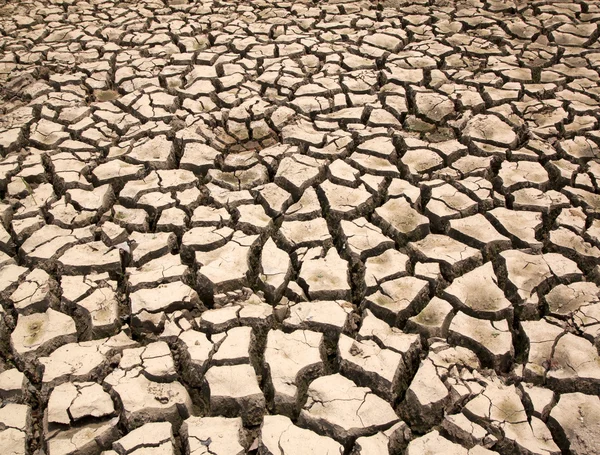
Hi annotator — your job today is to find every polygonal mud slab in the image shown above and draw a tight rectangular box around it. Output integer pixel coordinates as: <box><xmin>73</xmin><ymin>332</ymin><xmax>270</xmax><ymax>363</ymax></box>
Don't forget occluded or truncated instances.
<box><xmin>499</xmin><ymin>250</ymin><xmax>582</xmax><ymax>318</ymax></box>
<box><xmin>462</xmin><ymin>114</ymin><xmax>518</xmax><ymax>148</ymax></box>
<box><xmin>298</xmin><ymin>248</ymin><xmax>352</xmax><ymax>301</ymax></box>
<box><xmin>408</xmin><ymin>235</ymin><xmax>482</xmax><ymax>280</ymax></box>
<box><xmin>299</xmin><ymin>374</ymin><xmax>400</xmax><ymax>445</ymax></box>
<box><xmin>46</xmin><ymin>417</ymin><xmax>120</xmax><ymax>455</ymax></box>
<box><xmin>373</xmin><ymin>197</ymin><xmax>429</xmax><ymax>245</ymax></box>
<box><xmin>58</xmin><ymin>241</ymin><xmax>122</xmax><ymax>275</ymax></box>
<box><xmin>363</xmin><ymin>276</ymin><xmax>430</xmax><ymax>328</ymax></box>
<box><xmin>181</xmin><ymin>416</ymin><xmax>245</xmax><ymax>455</ymax></box>
<box><xmin>463</xmin><ymin>379</ymin><xmax>560</xmax><ymax>455</ymax></box>
<box><xmin>340</xmin><ymin>217</ymin><xmax>395</xmax><ymax>261</ymax></box>
<box><xmin>47</xmin><ymin>381</ymin><xmax>114</xmax><ymax>427</ymax></box>
<box><xmin>19</xmin><ymin>225</ymin><xmax>94</xmax><ymax>269</ymax></box>
<box><xmin>283</xmin><ymin>300</ymin><xmax>354</xmax><ymax>334</ymax></box>
<box><xmin>405</xmin><ymin>430</ymin><xmax>496</xmax><ymax>455</ymax></box>
<box><xmin>38</xmin><ymin>331</ymin><xmax>137</xmax><ymax>396</ymax></box>
<box><xmin>196</xmin><ymin>231</ymin><xmax>260</xmax><ymax>298</ymax></box>
<box><xmin>203</xmin><ymin>364</ymin><xmax>266</xmax><ymax>426</ymax></box>
<box><xmin>548</xmin><ymin>392</ymin><xmax>600</xmax><ymax>455</ymax></box>
<box><xmin>338</xmin><ymin>334</ymin><xmax>406</xmax><ymax>401</ymax></box>
<box><xmin>104</xmin><ymin>370</ymin><xmax>193</xmax><ymax>430</ymax></box>
<box><xmin>11</xmin><ymin>309</ymin><xmax>77</xmax><ymax>363</ymax></box>
<box><xmin>10</xmin><ymin>268</ymin><xmax>58</xmax><ymax>315</ymax></box>
<box><xmin>111</xmin><ymin>421</ymin><xmax>175</xmax><ymax>455</ymax></box>
<box><xmin>318</xmin><ymin>181</ymin><xmax>374</xmax><ymax>220</ymax></box>
<box><xmin>448</xmin><ymin>312</ymin><xmax>514</xmax><ymax>372</ymax></box>
<box><xmin>260</xmin><ymin>414</ymin><xmax>343</xmax><ymax>455</ymax></box>
<box><xmin>264</xmin><ymin>329</ymin><xmax>324</xmax><ymax>417</ymax></box>
<box><xmin>350</xmin><ymin>422</ymin><xmax>411</xmax><ymax>455</ymax></box>
<box><xmin>442</xmin><ymin>262</ymin><xmax>513</xmax><ymax>321</ymax></box>
<box><xmin>0</xmin><ymin>403</ymin><xmax>29</xmax><ymax>455</ymax></box>
<box><xmin>522</xmin><ymin>319</ymin><xmax>600</xmax><ymax>394</ymax></box>
<box><xmin>130</xmin><ymin>281</ymin><xmax>202</xmax><ymax>332</ymax></box>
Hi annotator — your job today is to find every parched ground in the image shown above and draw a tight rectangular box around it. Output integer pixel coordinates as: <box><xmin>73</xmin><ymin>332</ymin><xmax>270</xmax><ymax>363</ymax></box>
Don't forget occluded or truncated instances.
<box><xmin>1</xmin><ymin>0</ymin><xmax>600</xmax><ymax>454</ymax></box>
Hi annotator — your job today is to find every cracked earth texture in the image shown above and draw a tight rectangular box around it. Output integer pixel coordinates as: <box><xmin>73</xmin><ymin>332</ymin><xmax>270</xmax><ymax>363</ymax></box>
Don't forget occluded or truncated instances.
<box><xmin>0</xmin><ymin>0</ymin><xmax>600</xmax><ymax>453</ymax></box>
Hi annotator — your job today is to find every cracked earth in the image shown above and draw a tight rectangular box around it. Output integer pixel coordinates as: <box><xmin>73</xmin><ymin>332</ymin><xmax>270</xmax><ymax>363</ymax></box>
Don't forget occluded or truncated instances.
<box><xmin>0</xmin><ymin>0</ymin><xmax>600</xmax><ymax>453</ymax></box>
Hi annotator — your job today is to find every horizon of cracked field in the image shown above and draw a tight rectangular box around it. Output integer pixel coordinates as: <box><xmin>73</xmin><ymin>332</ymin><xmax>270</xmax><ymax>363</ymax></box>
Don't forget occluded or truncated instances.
<box><xmin>1</xmin><ymin>0</ymin><xmax>600</xmax><ymax>454</ymax></box>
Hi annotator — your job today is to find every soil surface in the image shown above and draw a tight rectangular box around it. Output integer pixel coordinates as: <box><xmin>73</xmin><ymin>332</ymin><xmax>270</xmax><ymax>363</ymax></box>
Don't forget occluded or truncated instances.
<box><xmin>0</xmin><ymin>0</ymin><xmax>599</xmax><ymax>454</ymax></box>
